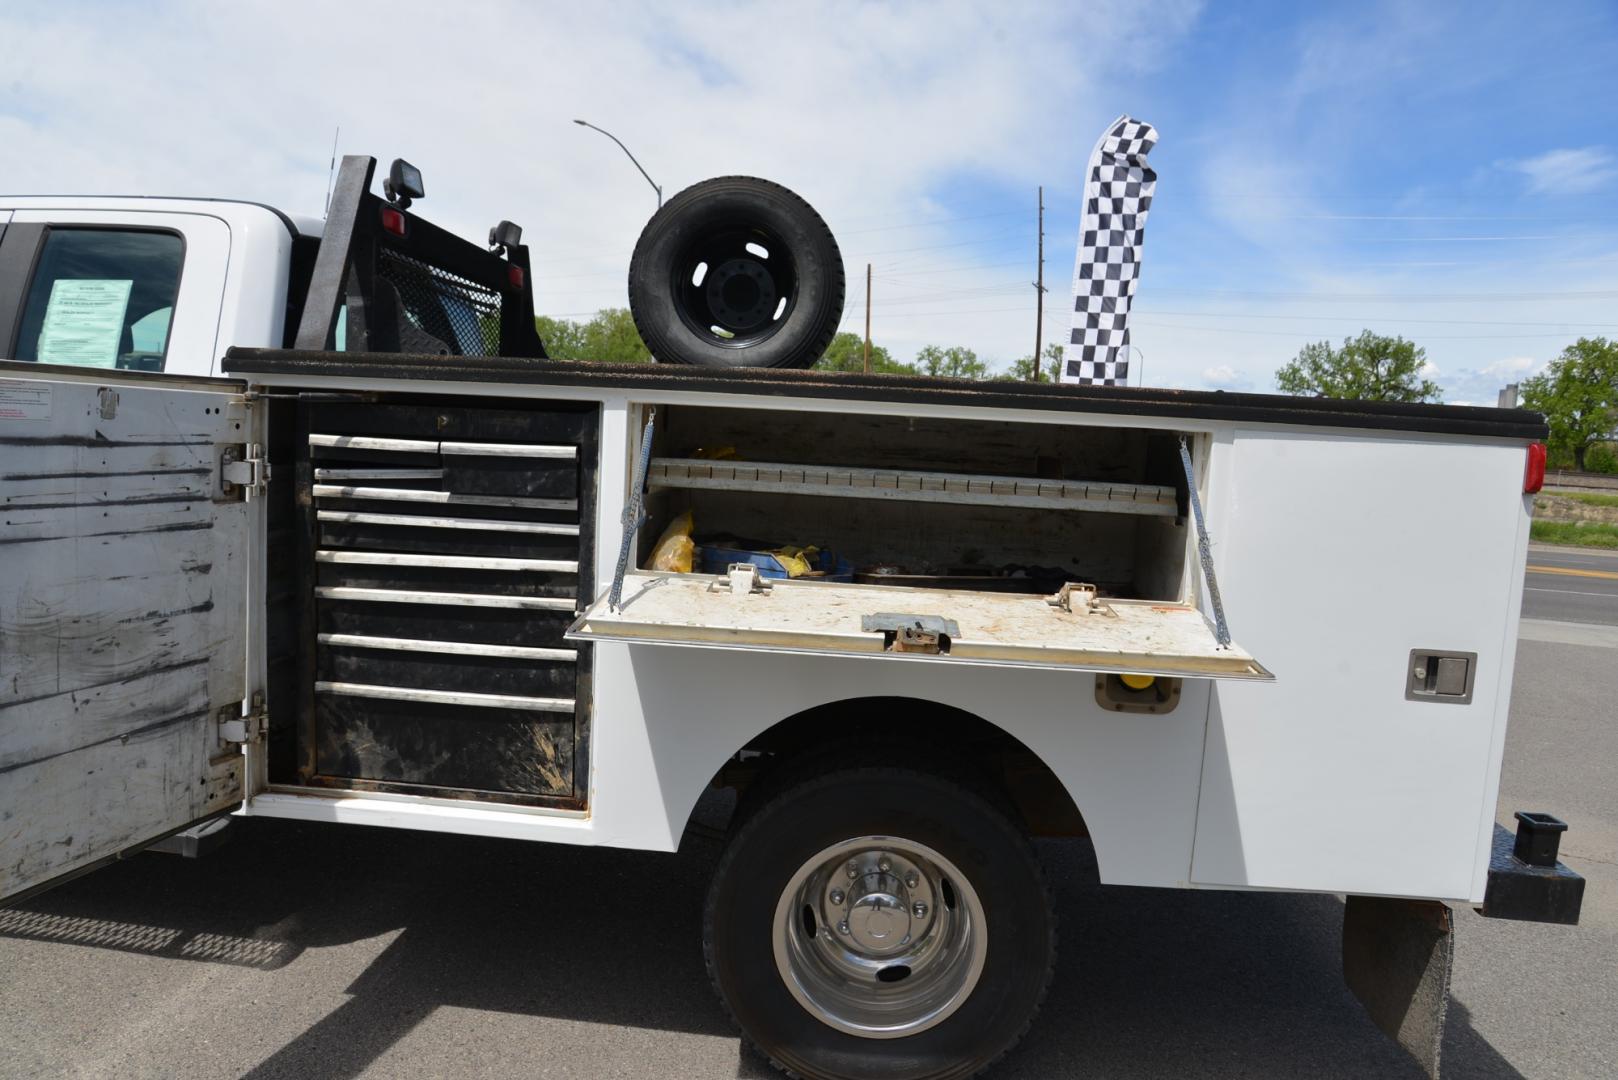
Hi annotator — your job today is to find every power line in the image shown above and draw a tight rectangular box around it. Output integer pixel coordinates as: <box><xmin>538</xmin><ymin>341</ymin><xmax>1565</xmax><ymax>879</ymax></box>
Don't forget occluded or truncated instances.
<box><xmin>1136</xmin><ymin>310</ymin><xmax>1618</xmax><ymax>329</ymax></box>
<box><xmin>1131</xmin><ymin>319</ymin><xmax>1587</xmax><ymax>341</ymax></box>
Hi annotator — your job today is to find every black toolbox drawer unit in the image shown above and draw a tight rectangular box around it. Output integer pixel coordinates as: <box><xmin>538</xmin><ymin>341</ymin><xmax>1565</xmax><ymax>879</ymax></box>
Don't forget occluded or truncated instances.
<box><xmin>280</xmin><ymin>395</ymin><xmax>599</xmax><ymax>809</ymax></box>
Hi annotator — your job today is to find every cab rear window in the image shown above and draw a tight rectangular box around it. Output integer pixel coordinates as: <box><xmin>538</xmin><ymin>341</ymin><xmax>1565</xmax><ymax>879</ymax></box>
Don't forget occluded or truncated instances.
<box><xmin>12</xmin><ymin>228</ymin><xmax>183</xmax><ymax>371</ymax></box>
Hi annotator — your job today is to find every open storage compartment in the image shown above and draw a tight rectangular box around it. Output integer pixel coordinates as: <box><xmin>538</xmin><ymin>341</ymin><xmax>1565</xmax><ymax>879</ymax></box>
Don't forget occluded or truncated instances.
<box><xmin>264</xmin><ymin>393</ymin><xmax>600</xmax><ymax>808</ymax></box>
<box><xmin>573</xmin><ymin>403</ymin><xmax>1270</xmax><ymax>681</ymax></box>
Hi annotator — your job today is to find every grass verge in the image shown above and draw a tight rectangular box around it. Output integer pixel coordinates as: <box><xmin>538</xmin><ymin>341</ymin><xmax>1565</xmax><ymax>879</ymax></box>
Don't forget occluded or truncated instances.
<box><xmin>1531</xmin><ymin>520</ymin><xmax>1618</xmax><ymax>548</ymax></box>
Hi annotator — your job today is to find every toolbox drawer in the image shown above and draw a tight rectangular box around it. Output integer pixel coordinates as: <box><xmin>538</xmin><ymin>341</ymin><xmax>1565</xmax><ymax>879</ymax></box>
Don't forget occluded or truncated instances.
<box><xmin>286</xmin><ymin>396</ymin><xmax>599</xmax><ymax>808</ymax></box>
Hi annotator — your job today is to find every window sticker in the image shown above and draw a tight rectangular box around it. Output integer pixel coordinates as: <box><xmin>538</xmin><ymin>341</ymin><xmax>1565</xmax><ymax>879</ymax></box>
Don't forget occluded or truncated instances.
<box><xmin>35</xmin><ymin>279</ymin><xmax>134</xmax><ymax>367</ymax></box>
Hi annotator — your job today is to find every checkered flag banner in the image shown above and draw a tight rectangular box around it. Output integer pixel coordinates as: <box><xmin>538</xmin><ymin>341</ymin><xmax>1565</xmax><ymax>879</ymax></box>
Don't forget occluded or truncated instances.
<box><xmin>1062</xmin><ymin>114</ymin><xmax>1157</xmax><ymax>386</ymax></box>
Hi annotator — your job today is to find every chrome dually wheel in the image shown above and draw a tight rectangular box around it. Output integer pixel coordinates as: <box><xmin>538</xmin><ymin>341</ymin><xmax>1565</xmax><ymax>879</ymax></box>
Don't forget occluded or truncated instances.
<box><xmin>773</xmin><ymin>836</ymin><xmax>988</xmax><ymax>1038</ymax></box>
<box><xmin>705</xmin><ymin>763</ymin><xmax>1055</xmax><ymax>1080</ymax></box>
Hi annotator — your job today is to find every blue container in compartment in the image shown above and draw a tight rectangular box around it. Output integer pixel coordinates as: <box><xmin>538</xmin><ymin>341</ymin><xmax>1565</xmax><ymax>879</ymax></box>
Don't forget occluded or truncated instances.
<box><xmin>696</xmin><ymin>544</ymin><xmax>854</xmax><ymax>582</ymax></box>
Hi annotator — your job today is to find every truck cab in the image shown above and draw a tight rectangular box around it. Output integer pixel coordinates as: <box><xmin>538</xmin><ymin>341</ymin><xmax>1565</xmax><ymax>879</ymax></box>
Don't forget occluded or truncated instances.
<box><xmin>0</xmin><ymin>196</ymin><xmax>315</xmax><ymax>374</ymax></box>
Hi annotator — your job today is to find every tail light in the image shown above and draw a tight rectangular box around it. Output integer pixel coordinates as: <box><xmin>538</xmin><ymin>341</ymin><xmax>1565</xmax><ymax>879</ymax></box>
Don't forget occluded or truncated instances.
<box><xmin>380</xmin><ymin>206</ymin><xmax>406</xmax><ymax>236</ymax></box>
<box><xmin>1524</xmin><ymin>442</ymin><xmax>1546</xmax><ymax>494</ymax></box>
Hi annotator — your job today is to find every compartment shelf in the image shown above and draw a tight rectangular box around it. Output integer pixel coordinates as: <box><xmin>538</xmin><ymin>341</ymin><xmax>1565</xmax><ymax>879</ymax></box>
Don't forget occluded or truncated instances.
<box><xmin>648</xmin><ymin>457</ymin><xmax>1177</xmax><ymax>516</ymax></box>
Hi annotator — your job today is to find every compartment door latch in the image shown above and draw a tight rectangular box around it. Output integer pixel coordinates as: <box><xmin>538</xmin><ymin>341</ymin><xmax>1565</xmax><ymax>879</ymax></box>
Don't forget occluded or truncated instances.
<box><xmin>861</xmin><ymin>613</ymin><xmax>961</xmax><ymax>655</ymax></box>
<box><xmin>1406</xmin><ymin>649</ymin><xmax>1478</xmax><ymax>704</ymax></box>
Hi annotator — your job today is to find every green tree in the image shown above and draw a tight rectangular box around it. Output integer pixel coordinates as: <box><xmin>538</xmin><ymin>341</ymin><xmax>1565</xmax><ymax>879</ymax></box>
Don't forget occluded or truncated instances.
<box><xmin>1274</xmin><ymin>331</ymin><xmax>1441</xmax><ymax>402</ymax></box>
<box><xmin>1520</xmin><ymin>337</ymin><xmax>1618</xmax><ymax>471</ymax></box>
<box><xmin>915</xmin><ymin>344</ymin><xmax>990</xmax><ymax>380</ymax></box>
<box><xmin>534</xmin><ymin>308</ymin><xmax>651</xmax><ymax>363</ymax></box>
<box><xmin>814</xmin><ymin>331</ymin><xmax>916</xmax><ymax>375</ymax></box>
<box><xmin>999</xmin><ymin>343</ymin><xmax>1062</xmax><ymax>383</ymax></box>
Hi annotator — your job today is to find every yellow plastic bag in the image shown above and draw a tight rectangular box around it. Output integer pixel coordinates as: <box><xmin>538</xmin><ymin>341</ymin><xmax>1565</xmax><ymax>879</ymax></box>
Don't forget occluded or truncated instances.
<box><xmin>768</xmin><ymin>544</ymin><xmax>819</xmax><ymax>578</ymax></box>
<box><xmin>650</xmin><ymin>511</ymin><xmax>695</xmax><ymax>573</ymax></box>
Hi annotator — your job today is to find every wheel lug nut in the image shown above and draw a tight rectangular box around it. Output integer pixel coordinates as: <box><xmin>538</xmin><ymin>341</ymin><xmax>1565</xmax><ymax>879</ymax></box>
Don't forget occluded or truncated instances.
<box><xmin>905</xmin><ymin>872</ymin><xmax>919</xmax><ymax>888</ymax></box>
<box><xmin>829</xmin><ymin>889</ymin><xmax>845</xmax><ymax>905</ymax></box>
<box><xmin>847</xmin><ymin>861</ymin><xmax>859</xmax><ymax>879</ymax></box>
<box><xmin>837</xmin><ymin>920</ymin><xmax>850</xmax><ymax>935</ymax></box>
<box><xmin>913</xmin><ymin>902</ymin><xmax>928</xmax><ymax>918</ymax></box>
<box><xmin>878</xmin><ymin>858</ymin><xmax>891</xmax><ymax>872</ymax></box>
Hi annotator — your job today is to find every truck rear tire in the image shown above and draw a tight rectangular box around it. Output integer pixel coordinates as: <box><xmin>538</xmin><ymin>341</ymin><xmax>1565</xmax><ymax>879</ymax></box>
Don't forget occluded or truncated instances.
<box><xmin>628</xmin><ymin>176</ymin><xmax>844</xmax><ymax>369</ymax></box>
<box><xmin>704</xmin><ymin>766</ymin><xmax>1054</xmax><ymax>1080</ymax></box>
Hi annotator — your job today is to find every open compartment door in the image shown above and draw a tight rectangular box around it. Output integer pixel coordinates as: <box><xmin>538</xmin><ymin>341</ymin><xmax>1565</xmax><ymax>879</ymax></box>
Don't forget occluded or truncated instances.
<box><xmin>0</xmin><ymin>365</ymin><xmax>259</xmax><ymax>903</ymax></box>
<box><xmin>569</xmin><ymin>571</ymin><xmax>1271</xmax><ymax>680</ymax></box>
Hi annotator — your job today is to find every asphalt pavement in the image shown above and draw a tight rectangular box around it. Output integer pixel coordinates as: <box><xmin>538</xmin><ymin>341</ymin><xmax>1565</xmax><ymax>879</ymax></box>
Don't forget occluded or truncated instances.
<box><xmin>1523</xmin><ymin>542</ymin><xmax>1618</xmax><ymax>624</ymax></box>
<box><xmin>1</xmin><ymin>555</ymin><xmax>1613</xmax><ymax>1079</ymax></box>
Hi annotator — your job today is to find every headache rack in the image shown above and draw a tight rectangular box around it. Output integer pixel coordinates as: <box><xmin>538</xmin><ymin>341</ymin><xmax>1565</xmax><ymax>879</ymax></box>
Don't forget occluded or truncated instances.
<box><xmin>294</xmin><ymin>155</ymin><xmax>547</xmax><ymax>359</ymax></box>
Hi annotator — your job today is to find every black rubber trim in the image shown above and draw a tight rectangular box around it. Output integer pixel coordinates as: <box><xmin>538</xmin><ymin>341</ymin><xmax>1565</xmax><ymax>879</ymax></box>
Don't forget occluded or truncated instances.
<box><xmin>222</xmin><ymin>348</ymin><xmax>1550</xmax><ymax>440</ymax></box>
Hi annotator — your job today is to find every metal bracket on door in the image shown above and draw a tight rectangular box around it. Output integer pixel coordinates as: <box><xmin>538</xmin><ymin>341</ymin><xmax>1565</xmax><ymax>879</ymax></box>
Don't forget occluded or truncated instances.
<box><xmin>219</xmin><ymin>444</ymin><xmax>268</xmax><ymax>500</ymax></box>
<box><xmin>861</xmin><ymin>613</ymin><xmax>961</xmax><ymax>655</ymax></box>
<box><xmin>1045</xmin><ymin>581</ymin><xmax>1114</xmax><ymax>616</ymax></box>
<box><xmin>218</xmin><ymin>691</ymin><xmax>266</xmax><ymax>745</ymax></box>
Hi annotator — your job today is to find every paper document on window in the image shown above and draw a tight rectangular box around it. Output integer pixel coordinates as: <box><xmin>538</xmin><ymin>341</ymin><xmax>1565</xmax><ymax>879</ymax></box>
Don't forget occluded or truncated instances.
<box><xmin>35</xmin><ymin>279</ymin><xmax>134</xmax><ymax>367</ymax></box>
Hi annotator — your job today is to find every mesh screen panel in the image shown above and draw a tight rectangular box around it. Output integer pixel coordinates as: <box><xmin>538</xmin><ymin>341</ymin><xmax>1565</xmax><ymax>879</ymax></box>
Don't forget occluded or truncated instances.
<box><xmin>376</xmin><ymin>246</ymin><xmax>503</xmax><ymax>356</ymax></box>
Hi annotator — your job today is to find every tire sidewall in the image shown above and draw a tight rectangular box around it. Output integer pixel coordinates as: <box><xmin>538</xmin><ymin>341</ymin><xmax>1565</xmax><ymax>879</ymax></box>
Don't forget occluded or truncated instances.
<box><xmin>630</xmin><ymin>179</ymin><xmax>842</xmax><ymax>369</ymax></box>
<box><xmin>706</xmin><ymin>769</ymin><xmax>1052</xmax><ymax>1080</ymax></box>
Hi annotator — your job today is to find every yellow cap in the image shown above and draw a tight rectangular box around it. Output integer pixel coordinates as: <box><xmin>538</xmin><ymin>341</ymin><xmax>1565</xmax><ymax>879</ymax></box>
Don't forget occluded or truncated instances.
<box><xmin>1119</xmin><ymin>673</ymin><xmax>1156</xmax><ymax>691</ymax></box>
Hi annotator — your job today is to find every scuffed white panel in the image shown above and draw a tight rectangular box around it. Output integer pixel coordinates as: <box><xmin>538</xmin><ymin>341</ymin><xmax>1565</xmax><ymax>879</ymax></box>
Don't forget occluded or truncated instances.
<box><xmin>0</xmin><ymin>368</ymin><xmax>253</xmax><ymax>900</ymax></box>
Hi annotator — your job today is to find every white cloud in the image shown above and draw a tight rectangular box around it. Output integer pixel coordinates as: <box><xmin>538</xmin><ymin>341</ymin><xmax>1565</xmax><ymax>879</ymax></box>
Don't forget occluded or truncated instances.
<box><xmin>1507</xmin><ymin>147</ymin><xmax>1618</xmax><ymax>196</ymax></box>
<box><xmin>1480</xmin><ymin>355</ymin><xmax>1544</xmax><ymax>381</ymax></box>
<box><xmin>1199</xmin><ymin>365</ymin><xmax>1251</xmax><ymax>390</ymax></box>
<box><xmin>1419</xmin><ymin>360</ymin><xmax>1441</xmax><ymax>378</ymax></box>
<box><xmin>0</xmin><ymin>0</ymin><xmax>1203</xmax><ymax>370</ymax></box>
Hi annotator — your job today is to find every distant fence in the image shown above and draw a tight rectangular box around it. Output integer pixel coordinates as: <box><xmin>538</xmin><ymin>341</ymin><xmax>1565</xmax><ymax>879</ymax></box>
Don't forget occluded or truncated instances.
<box><xmin>1546</xmin><ymin>470</ymin><xmax>1618</xmax><ymax>493</ymax></box>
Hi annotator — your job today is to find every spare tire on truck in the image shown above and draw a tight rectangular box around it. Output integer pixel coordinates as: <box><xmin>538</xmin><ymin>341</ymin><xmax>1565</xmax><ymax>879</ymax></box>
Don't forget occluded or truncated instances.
<box><xmin>628</xmin><ymin>176</ymin><xmax>844</xmax><ymax>369</ymax></box>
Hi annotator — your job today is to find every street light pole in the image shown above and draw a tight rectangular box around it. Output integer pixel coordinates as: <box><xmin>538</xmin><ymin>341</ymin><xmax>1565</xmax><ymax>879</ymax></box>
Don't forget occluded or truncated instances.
<box><xmin>572</xmin><ymin>119</ymin><xmax>663</xmax><ymax>209</ymax></box>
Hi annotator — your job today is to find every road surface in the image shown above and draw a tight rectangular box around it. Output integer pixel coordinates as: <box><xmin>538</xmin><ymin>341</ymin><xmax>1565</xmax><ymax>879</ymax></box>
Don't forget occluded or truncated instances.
<box><xmin>1523</xmin><ymin>542</ymin><xmax>1618</xmax><ymax>624</ymax></box>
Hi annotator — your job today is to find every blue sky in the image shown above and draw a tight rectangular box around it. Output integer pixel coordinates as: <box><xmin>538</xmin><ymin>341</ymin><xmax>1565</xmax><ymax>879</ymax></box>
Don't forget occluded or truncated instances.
<box><xmin>3</xmin><ymin>1</ymin><xmax>1615</xmax><ymax>400</ymax></box>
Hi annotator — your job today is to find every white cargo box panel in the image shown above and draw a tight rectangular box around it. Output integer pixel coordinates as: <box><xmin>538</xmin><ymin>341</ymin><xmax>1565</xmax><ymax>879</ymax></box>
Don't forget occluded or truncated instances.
<box><xmin>570</xmin><ymin>571</ymin><xmax>1271</xmax><ymax>680</ymax></box>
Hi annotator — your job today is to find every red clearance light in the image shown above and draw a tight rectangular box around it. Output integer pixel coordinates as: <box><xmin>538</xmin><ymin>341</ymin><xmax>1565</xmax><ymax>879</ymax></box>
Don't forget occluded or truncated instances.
<box><xmin>1524</xmin><ymin>442</ymin><xmax>1546</xmax><ymax>494</ymax></box>
<box><xmin>508</xmin><ymin>263</ymin><xmax>525</xmax><ymax>290</ymax></box>
<box><xmin>380</xmin><ymin>207</ymin><xmax>406</xmax><ymax>236</ymax></box>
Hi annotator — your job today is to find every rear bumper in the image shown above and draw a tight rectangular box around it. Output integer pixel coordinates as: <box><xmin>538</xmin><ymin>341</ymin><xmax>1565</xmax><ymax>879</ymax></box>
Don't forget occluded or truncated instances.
<box><xmin>1480</xmin><ymin>814</ymin><xmax>1584</xmax><ymax>925</ymax></box>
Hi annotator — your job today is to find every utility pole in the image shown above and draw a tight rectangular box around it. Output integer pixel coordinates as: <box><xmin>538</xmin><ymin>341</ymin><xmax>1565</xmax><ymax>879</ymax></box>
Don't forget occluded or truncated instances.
<box><xmin>863</xmin><ymin>263</ymin><xmax>872</xmax><ymax>373</ymax></box>
<box><xmin>1032</xmin><ymin>186</ymin><xmax>1047</xmax><ymax>380</ymax></box>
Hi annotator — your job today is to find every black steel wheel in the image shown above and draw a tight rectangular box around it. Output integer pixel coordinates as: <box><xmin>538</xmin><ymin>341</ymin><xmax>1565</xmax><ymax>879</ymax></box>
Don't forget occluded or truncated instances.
<box><xmin>629</xmin><ymin>176</ymin><xmax>844</xmax><ymax>368</ymax></box>
<box><xmin>704</xmin><ymin>765</ymin><xmax>1055</xmax><ymax>1080</ymax></box>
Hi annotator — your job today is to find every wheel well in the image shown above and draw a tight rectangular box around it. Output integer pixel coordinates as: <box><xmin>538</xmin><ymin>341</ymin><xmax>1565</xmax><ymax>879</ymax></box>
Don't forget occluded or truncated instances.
<box><xmin>709</xmin><ymin>696</ymin><xmax>1088</xmax><ymax>839</ymax></box>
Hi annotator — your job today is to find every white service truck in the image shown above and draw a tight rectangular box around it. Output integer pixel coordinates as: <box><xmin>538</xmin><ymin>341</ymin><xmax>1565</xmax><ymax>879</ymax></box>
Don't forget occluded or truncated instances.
<box><xmin>0</xmin><ymin>157</ymin><xmax>1584</xmax><ymax>1080</ymax></box>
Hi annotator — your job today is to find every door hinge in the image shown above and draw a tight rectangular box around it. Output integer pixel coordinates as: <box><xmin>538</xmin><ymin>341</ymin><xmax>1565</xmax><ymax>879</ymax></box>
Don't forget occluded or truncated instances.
<box><xmin>218</xmin><ymin>692</ymin><xmax>266</xmax><ymax>744</ymax></box>
<box><xmin>708</xmin><ymin>562</ymin><xmax>773</xmax><ymax>596</ymax></box>
<box><xmin>219</xmin><ymin>443</ymin><xmax>268</xmax><ymax>499</ymax></box>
